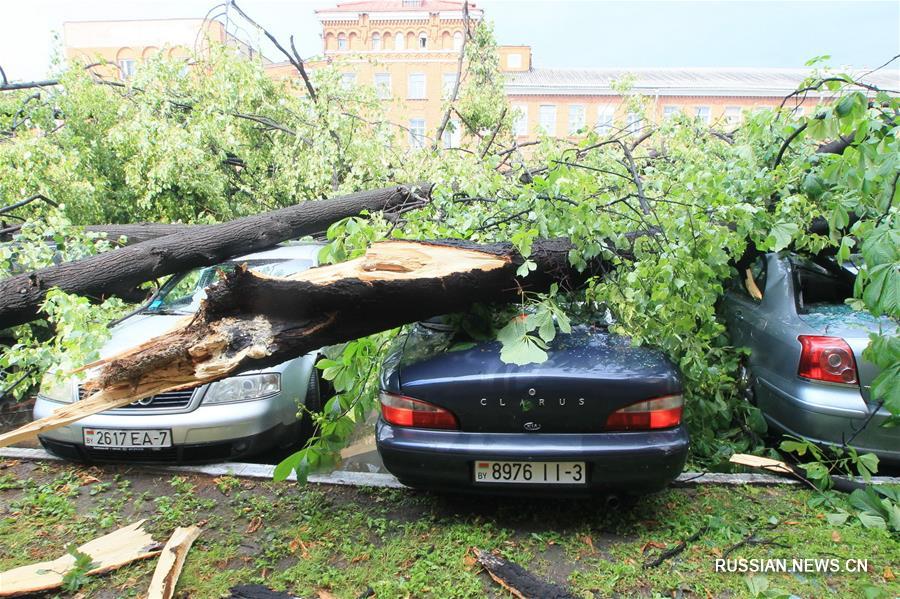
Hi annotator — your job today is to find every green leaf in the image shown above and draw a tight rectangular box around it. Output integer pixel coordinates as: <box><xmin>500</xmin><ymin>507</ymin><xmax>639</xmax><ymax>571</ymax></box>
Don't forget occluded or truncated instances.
<box><xmin>499</xmin><ymin>334</ymin><xmax>548</xmax><ymax>365</ymax></box>
<box><xmin>825</xmin><ymin>510</ymin><xmax>849</xmax><ymax>526</ymax></box>
<box><xmin>857</xmin><ymin>511</ymin><xmax>886</xmax><ymax>529</ymax></box>
<box><xmin>274</xmin><ymin>450</ymin><xmax>304</xmax><ymax>482</ymax></box>
<box><xmin>766</xmin><ymin>221</ymin><xmax>799</xmax><ymax>252</ymax></box>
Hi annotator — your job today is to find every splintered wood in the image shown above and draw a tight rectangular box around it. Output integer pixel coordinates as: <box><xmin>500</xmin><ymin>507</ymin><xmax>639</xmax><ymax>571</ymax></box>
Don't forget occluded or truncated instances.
<box><xmin>0</xmin><ymin>520</ymin><xmax>160</xmax><ymax>597</ymax></box>
<box><xmin>146</xmin><ymin>525</ymin><xmax>202</xmax><ymax>599</ymax></box>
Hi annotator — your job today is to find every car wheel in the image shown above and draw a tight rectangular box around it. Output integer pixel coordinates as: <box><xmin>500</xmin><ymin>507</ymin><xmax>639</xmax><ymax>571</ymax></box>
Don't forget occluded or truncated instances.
<box><xmin>297</xmin><ymin>364</ymin><xmax>325</xmax><ymax>442</ymax></box>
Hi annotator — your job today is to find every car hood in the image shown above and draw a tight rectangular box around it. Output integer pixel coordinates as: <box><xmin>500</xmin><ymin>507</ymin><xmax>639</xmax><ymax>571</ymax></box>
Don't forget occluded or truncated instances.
<box><xmin>382</xmin><ymin>325</ymin><xmax>682</xmax><ymax>433</ymax></box>
<box><xmin>100</xmin><ymin>313</ymin><xmax>190</xmax><ymax>359</ymax></box>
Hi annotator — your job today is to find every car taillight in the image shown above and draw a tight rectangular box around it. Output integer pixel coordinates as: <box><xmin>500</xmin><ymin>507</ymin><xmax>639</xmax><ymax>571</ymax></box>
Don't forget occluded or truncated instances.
<box><xmin>604</xmin><ymin>395</ymin><xmax>683</xmax><ymax>431</ymax></box>
<box><xmin>379</xmin><ymin>391</ymin><xmax>459</xmax><ymax>430</ymax></box>
<box><xmin>797</xmin><ymin>335</ymin><xmax>859</xmax><ymax>385</ymax></box>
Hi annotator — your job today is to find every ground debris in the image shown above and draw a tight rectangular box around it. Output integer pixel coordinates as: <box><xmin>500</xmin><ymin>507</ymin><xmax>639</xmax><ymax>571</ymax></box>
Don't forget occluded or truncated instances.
<box><xmin>146</xmin><ymin>524</ymin><xmax>202</xmax><ymax>599</ymax></box>
<box><xmin>0</xmin><ymin>520</ymin><xmax>160</xmax><ymax>597</ymax></box>
<box><xmin>474</xmin><ymin>547</ymin><xmax>577</xmax><ymax>599</ymax></box>
<box><xmin>228</xmin><ymin>584</ymin><xmax>301</xmax><ymax>598</ymax></box>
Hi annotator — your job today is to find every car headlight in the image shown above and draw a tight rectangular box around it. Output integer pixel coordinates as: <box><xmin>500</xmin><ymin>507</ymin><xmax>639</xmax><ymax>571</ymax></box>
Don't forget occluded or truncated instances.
<box><xmin>202</xmin><ymin>373</ymin><xmax>281</xmax><ymax>404</ymax></box>
<box><xmin>38</xmin><ymin>373</ymin><xmax>76</xmax><ymax>404</ymax></box>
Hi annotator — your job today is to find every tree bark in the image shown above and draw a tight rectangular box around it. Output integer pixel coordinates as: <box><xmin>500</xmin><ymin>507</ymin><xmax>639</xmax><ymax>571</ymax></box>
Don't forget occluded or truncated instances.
<box><xmin>0</xmin><ymin>184</ymin><xmax>430</xmax><ymax>330</ymax></box>
<box><xmin>83</xmin><ymin>223</ymin><xmax>204</xmax><ymax>245</ymax></box>
<box><xmin>0</xmin><ymin>238</ymin><xmax>603</xmax><ymax>448</ymax></box>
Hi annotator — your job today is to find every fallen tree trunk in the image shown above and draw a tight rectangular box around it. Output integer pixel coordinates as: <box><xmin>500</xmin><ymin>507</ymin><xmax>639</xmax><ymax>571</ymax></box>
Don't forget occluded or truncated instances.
<box><xmin>0</xmin><ymin>184</ymin><xmax>430</xmax><ymax>330</ymax></box>
<box><xmin>0</xmin><ymin>238</ymin><xmax>602</xmax><ymax>448</ymax></box>
<box><xmin>83</xmin><ymin>223</ymin><xmax>204</xmax><ymax>245</ymax></box>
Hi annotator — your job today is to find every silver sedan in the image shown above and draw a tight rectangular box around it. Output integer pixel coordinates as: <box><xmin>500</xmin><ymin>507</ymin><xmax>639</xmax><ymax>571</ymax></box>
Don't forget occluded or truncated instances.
<box><xmin>33</xmin><ymin>243</ymin><xmax>326</xmax><ymax>463</ymax></box>
<box><xmin>722</xmin><ymin>252</ymin><xmax>898</xmax><ymax>463</ymax></box>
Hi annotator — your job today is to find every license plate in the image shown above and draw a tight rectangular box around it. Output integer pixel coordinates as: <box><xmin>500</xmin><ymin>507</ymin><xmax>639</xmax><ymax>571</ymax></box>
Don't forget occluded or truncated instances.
<box><xmin>83</xmin><ymin>428</ymin><xmax>172</xmax><ymax>449</ymax></box>
<box><xmin>474</xmin><ymin>461</ymin><xmax>587</xmax><ymax>484</ymax></box>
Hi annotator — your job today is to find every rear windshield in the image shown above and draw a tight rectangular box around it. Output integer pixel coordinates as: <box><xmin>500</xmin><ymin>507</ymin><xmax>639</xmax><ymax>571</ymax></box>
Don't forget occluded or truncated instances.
<box><xmin>146</xmin><ymin>258</ymin><xmax>314</xmax><ymax>314</ymax></box>
<box><xmin>791</xmin><ymin>256</ymin><xmax>855</xmax><ymax>312</ymax></box>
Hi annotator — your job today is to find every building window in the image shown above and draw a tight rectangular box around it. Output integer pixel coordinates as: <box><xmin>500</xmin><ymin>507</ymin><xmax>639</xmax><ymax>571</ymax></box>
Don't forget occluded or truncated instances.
<box><xmin>538</xmin><ymin>105</ymin><xmax>557</xmax><ymax>135</ymax></box>
<box><xmin>395</xmin><ymin>32</ymin><xmax>405</xmax><ymax>50</ymax></box>
<box><xmin>453</xmin><ymin>31</ymin><xmax>463</xmax><ymax>50</ymax></box>
<box><xmin>409</xmin><ymin>118</ymin><xmax>426</xmax><ymax>149</ymax></box>
<box><xmin>663</xmin><ymin>105</ymin><xmax>680</xmax><ymax>120</ymax></box>
<box><xmin>507</xmin><ymin>53</ymin><xmax>521</xmax><ymax>69</ymax></box>
<box><xmin>371</xmin><ymin>33</ymin><xmax>381</xmax><ymax>50</ymax></box>
<box><xmin>340</xmin><ymin>72</ymin><xmax>356</xmax><ymax>89</ymax></box>
<box><xmin>695</xmin><ymin>106</ymin><xmax>711</xmax><ymax>124</ymax></box>
<box><xmin>418</xmin><ymin>32</ymin><xmax>428</xmax><ymax>49</ymax></box>
<box><xmin>442</xmin><ymin>72</ymin><xmax>457</xmax><ymax>99</ymax></box>
<box><xmin>337</xmin><ymin>33</ymin><xmax>347</xmax><ymax>50</ymax></box>
<box><xmin>626</xmin><ymin>112</ymin><xmax>641</xmax><ymax>134</ymax></box>
<box><xmin>375</xmin><ymin>72</ymin><xmax>391</xmax><ymax>99</ymax></box>
<box><xmin>408</xmin><ymin>73</ymin><xmax>426</xmax><ymax>99</ymax></box>
<box><xmin>568</xmin><ymin>104</ymin><xmax>585</xmax><ymax>134</ymax></box>
<box><xmin>442</xmin><ymin>119</ymin><xmax>461</xmax><ymax>148</ymax></box>
<box><xmin>513</xmin><ymin>104</ymin><xmax>528</xmax><ymax>137</ymax></box>
<box><xmin>118</xmin><ymin>59</ymin><xmax>136</xmax><ymax>80</ymax></box>
<box><xmin>595</xmin><ymin>105</ymin><xmax>614</xmax><ymax>134</ymax></box>
<box><xmin>402</xmin><ymin>0</ymin><xmax>422</xmax><ymax>6</ymax></box>
<box><xmin>724</xmin><ymin>106</ymin><xmax>742</xmax><ymax>125</ymax></box>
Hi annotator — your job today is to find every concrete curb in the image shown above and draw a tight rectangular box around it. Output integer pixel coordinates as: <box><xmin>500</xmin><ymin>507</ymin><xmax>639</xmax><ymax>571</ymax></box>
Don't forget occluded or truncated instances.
<box><xmin>2</xmin><ymin>447</ymin><xmax>899</xmax><ymax>489</ymax></box>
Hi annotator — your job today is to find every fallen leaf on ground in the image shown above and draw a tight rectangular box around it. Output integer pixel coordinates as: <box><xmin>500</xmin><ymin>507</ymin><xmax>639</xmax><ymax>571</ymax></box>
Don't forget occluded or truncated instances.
<box><xmin>640</xmin><ymin>541</ymin><xmax>667</xmax><ymax>554</ymax></box>
<box><xmin>884</xmin><ymin>566</ymin><xmax>895</xmax><ymax>580</ymax></box>
<box><xmin>831</xmin><ymin>530</ymin><xmax>841</xmax><ymax>542</ymax></box>
<box><xmin>245</xmin><ymin>517</ymin><xmax>263</xmax><ymax>534</ymax></box>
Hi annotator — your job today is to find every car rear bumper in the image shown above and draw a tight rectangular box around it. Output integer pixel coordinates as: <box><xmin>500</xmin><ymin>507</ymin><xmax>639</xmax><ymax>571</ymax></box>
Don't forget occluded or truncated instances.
<box><xmin>756</xmin><ymin>378</ymin><xmax>900</xmax><ymax>464</ymax></box>
<box><xmin>376</xmin><ymin>419</ymin><xmax>689</xmax><ymax>496</ymax></box>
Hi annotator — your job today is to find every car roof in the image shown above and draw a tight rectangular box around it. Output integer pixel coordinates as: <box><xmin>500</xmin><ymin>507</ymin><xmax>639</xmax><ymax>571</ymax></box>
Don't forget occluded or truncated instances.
<box><xmin>233</xmin><ymin>242</ymin><xmax>324</xmax><ymax>263</ymax></box>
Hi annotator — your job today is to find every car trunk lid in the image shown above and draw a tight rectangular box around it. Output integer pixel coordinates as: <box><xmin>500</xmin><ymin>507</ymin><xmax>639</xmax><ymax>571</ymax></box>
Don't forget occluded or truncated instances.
<box><xmin>396</xmin><ymin>327</ymin><xmax>682</xmax><ymax>433</ymax></box>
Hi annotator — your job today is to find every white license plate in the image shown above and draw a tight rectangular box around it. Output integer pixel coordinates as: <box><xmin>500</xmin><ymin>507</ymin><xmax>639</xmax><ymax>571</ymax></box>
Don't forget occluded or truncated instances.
<box><xmin>83</xmin><ymin>428</ymin><xmax>172</xmax><ymax>449</ymax></box>
<box><xmin>474</xmin><ymin>461</ymin><xmax>587</xmax><ymax>485</ymax></box>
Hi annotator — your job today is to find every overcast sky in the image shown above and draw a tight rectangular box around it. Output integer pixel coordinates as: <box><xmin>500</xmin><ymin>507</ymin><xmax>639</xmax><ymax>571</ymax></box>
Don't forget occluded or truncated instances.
<box><xmin>1</xmin><ymin>1</ymin><xmax>898</xmax><ymax>81</ymax></box>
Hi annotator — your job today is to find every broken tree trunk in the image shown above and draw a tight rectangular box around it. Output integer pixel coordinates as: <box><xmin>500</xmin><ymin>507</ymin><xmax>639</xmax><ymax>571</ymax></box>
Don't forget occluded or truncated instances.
<box><xmin>0</xmin><ymin>184</ymin><xmax>429</xmax><ymax>330</ymax></box>
<box><xmin>0</xmin><ymin>238</ymin><xmax>601</xmax><ymax>448</ymax></box>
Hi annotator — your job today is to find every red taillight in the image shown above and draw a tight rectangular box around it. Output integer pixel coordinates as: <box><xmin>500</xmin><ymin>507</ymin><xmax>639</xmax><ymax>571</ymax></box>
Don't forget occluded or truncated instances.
<box><xmin>379</xmin><ymin>391</ymin><xmax>459</xmax><ymax>430</ymax></box>
<box><xmin>797</xmin><ymin>335</ymin><xmax>859</xmax><ymax>385</ymax></box>
<box><xmin>604</xmin><ymin>395</ymin><xmax>683</xmax><ymax>431</ymax></box>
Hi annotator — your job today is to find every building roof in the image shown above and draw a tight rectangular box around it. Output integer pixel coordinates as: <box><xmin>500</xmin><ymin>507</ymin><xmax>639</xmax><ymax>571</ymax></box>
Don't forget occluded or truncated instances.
<box><xmin>505</xmin><ymin>67</ymin><xmax>900</xmax><ymax>98</ymax></box>
<box><xmin>317</xmin><ymin>0</ymin><xmax>475</xmax><ymax>12</ymax></box>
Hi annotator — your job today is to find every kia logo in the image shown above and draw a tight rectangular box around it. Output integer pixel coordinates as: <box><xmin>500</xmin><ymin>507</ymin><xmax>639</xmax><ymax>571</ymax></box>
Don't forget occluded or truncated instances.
<box><xmin>523</xmin><ymin>421</ymin><xmax>541</xmax><ymax>432</ymax></box>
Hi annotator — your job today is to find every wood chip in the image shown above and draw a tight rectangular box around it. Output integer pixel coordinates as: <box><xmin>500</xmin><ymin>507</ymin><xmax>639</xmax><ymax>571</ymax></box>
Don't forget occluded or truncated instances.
<box><xmin>729</xmin><ymin>453</ymin><xmax>794</xmax><ymax>475</ymax></box>
<box><xmin>0</xmin><ymin>520</ymin><xmax>160</xmax><ymax>597</ymax></box>
<box><xmin>146</xmin><ymin>525</ymin><xmax>202</xmax><ymax>599</ymax></box>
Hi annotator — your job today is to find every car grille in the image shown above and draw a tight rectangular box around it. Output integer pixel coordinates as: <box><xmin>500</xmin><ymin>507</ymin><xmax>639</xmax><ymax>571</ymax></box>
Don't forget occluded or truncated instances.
<box><xmin>77</xmin><ymin>387</ymin><xmax>195</xmax><ymax>409</ymax></box>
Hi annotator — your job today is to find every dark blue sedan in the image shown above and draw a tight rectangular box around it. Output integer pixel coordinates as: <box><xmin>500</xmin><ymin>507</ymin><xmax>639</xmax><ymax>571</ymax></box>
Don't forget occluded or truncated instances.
<box><xmin>376</xmin><ymin>319</ymin><xmax>689</xmax><ymax>496</ymax></box>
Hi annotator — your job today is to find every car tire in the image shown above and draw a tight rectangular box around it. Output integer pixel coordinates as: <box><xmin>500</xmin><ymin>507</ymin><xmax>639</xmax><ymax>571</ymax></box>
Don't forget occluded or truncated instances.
<box><xmin>297</xmin><ymin>363</ymin><xmax>325</xmax><ymax>443</ymax></box>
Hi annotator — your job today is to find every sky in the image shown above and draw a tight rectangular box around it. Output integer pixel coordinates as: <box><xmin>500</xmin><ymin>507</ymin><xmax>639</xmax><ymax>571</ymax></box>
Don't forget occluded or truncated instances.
<box><xmin>1</xmin><ymin>0</ymin><xmax>898</xmax><ymax>81</ymax></box>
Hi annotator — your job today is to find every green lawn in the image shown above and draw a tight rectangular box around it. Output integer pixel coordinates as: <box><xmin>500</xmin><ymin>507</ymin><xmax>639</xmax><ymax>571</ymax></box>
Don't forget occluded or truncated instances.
<box><xmin>0</xmin><ymin>458</ymin><xmax>896</xmax><ymax>598</ymax></box>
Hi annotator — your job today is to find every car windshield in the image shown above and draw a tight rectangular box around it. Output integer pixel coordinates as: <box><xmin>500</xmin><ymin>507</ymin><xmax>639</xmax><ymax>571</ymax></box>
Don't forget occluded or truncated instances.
<box><xmin>145</xmin><ymin>258</ymin><xmax>314</xmax><ymax>315</ymax></box>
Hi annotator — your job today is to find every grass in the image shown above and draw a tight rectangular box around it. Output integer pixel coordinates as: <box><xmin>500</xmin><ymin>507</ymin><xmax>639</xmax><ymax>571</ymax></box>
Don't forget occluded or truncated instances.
<box><xmin>0</xmin><ymin>458</ymin><xmax>897</xmax><ymax>598</ymax></box>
